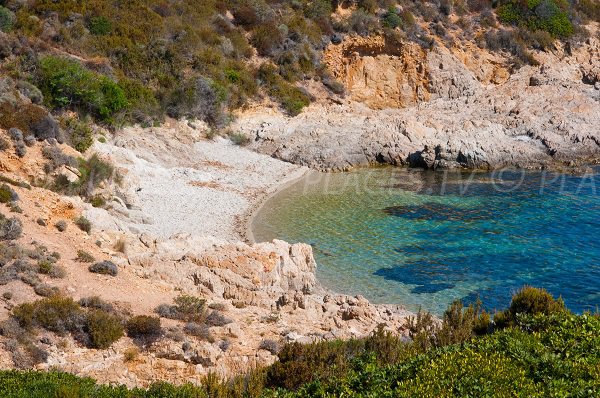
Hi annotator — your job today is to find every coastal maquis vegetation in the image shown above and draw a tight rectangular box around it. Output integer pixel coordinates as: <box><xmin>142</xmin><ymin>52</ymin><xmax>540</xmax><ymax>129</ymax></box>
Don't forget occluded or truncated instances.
<box><xmin>1</xmin><ymin>286</ymin><xmax>598</xmax><ymax>397</ymax></box>
<box><xmin>1</xmin><ymin>0</ymin><xmax>599</xmax><ymax>140</ymax></box>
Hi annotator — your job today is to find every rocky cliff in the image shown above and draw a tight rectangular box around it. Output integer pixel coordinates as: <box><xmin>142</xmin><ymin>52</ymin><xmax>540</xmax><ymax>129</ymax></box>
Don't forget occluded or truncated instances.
<box><xmin>238</xmin><ymin>31</ymin><xmax>600</xmax><ymax>171</ymax></box>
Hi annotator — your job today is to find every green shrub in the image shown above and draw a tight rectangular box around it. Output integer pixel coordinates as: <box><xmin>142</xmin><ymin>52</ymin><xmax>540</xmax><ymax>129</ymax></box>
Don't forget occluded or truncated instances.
<box><xmin>259</xmin><ymin>64</ymin><xmax>310</xmax><ymax>116</ymax></box>
<box><xmin>1</xmin><ymin>297</ymin><xmax>600</xmax><ymax>397</ymax></box>
<box><xmin>251</xmin><ymin>23</ymin><xmax>284</xmax><ymax>56</ymax></box>
<box><xmin>0</xmin><ymin>184</ymin><xmax>14</xmax><ymax>204</ymax></box>
<box><xmin>12</xmin><ymin>296</ymin><xmax>82</xmax><ymax>334</ymax></box>
<box><xmin>156</xmin><ymin>294</ymin><xmax>207</xmax><ymax>322</ymax></box>
<box><xmin>86</xmin><ymin>310</ymin><xmax>123</xmax><ymax>349</ymax></box>
<box><xmin>494</xmin><ymin>286</ymin><xmax>566</xmax><ymax>328</ymax></box>
<box><xmin>37</xmin><ymin>56</ymin><xmax>128</xmax><ymax>123</ymax></box>
<box><xmin>496</xmin><ymin>0</ymin><xmax>574</xmax><ymax>38</ymax></box>
<box><xmin>87</xmin><ymin>16</ymin><xmax>112</xmax><ymax>36</ymax></box>
<box><xmin>63</xmin><ymin>117</ymin><xmax>94</xmax><ymax>153</ymax></box>
<box><xmin>74</xmin><ymin>216</ymin><xmax>91</xmax><ymax>233</ymax></box>
<box><xmin>382</xmin><ymin>9</ymin><xmax>402</xmax><ymax>29</ymax></box>
<box><xmin>76</xmin><ymin>250</ymin><xmax>95</xmax><ymax>263</ymax></box>
<box><xmin>70</xmin><ymin>154</ymin><xmax>114</xmax><ymax>198</ymax></box>
<box><xmin>125</xmin><ymin>315</ymin><xmax>161</xmax><ymax>338</ymax></box>
<box><xmin>37</xmin><ymin>260</ymin><xmax>52</xmax><ymax>275</ymax></box>
<box><xmin>0</xmin><ymin>6</ymin><xmax>14</xmax><ymax>33</ymax></box>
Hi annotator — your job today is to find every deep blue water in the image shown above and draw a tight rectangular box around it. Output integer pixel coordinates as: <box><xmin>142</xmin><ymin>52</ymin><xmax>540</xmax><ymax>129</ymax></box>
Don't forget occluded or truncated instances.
<box><xmin>252</xmin><ymin>167</ymin><xmax>600</xmax><ymax>315</ymax></box>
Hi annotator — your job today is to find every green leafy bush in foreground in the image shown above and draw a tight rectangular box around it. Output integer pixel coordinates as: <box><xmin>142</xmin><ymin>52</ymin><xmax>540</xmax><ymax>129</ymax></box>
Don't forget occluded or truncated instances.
<box><xmin>2</xmin><ymin>287</ymin><xmax>599</xmax><ymax>397</ymax></box>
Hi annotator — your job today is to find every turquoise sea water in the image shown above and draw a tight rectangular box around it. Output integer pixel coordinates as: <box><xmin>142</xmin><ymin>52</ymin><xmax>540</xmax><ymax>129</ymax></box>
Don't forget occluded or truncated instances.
<box><xmin>252</xmin><ymin>167</ymin><xmax>600</xmax><ymax>315</ymax></box>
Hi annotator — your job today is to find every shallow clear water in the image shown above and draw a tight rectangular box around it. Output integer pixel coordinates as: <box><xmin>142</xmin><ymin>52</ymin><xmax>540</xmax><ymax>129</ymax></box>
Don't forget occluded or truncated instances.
<box><xmin>252</xmin><ymin>167</ymin><xmax>600</xmax><ymax>315</ymax></box>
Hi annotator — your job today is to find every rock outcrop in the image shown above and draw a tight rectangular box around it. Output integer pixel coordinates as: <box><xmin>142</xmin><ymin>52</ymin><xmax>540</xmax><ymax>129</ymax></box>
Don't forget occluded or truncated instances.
<box><xmin>239</xmin><ymin>35</ymin><xmax>600</xmax><ymax>171</ymax></box>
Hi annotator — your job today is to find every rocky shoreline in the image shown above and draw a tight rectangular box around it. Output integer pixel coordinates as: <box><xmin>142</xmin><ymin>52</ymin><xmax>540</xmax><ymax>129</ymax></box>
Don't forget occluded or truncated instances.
<box><xmin>234</xmin><ymin>35</ymin><xmax>600</xmax><ymax>172</ymax></box>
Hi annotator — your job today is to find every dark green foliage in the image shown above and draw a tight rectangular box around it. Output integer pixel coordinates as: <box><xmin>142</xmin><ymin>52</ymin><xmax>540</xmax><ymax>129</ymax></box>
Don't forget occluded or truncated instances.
<box><xmin>36</xmin><ymin>56</ymin><xmax>128</xmax><ymax>123</ymax></box>
<box><xmin>74</xmin><ymin>216</ymin><xmax>92</xmax><ymax>233</ymax></box>
<box><xmin>86</xmin><ymin>310</ymin><xmax>123</xmax><ymax>349</ymax></box>
<box><xmin>495</xmin><ymin>285</ymin><xmax>566</xmax><ymax>328</ymax></box>
<box><xmin>87</xmin><ymin>16</ymin><xmax>112</xmax><ymax>36</ymax></box>
<box><xmin>12</xmin><ymin>296</ymin><xmax>83</xmax><ymax>334</ymax></box>
<box><xmin>382</xmin><ymin>8</ymin><xmax>402</xmax><ymax>29</ymax></box>
<box><xmin>125</xmin><ymin>315</ymin><xmax>161</xmax><ymax>338</ymax></box>
<box><xmin>496</xmin><ymin>0</ymin><xmax>574</xmax><ymax>38</ymax></box>
<box><xmin>156</xmin><ymin>294</ymin><xmax>207</xmax><ymax>322</ymax></box>
<box><xmin>267</xmin><ymin>325</ymin><xmax>413</xmax><ymax>390</ymax></box>
<box><xmin>11</xmin><ymin>296</ymin><xmax>124</xmax><ymax>350</ymax></box>
<box><xmin>259</xmin><ymin>65</ymin><xmax>310</xmax><ymax>116</ymax></box>
<box><xmin>0</xmin><ymin>6</ymin><xmax>14</xmax><ymax>33</ymax></box>
<box><xmin>0</xmin><ymin>184</ymin><xmax>15</xmax><ymax>204</ymax></box>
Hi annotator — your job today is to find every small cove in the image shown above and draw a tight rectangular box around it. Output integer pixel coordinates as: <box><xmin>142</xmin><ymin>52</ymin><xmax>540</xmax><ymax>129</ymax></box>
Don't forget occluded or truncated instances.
<box><xmin>252</xmin><ymin>167</ymin><xmax>600</xmax><ymax>315</ymax></box>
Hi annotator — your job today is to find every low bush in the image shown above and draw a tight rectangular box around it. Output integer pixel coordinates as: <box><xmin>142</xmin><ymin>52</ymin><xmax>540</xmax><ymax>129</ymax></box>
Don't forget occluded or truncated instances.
<box><xmin>228</xmin><ymin>132</ymin><xmax>251</xmax><ymax>146</ymax></box>
<box><xmin>74</xmin><ymin>216</ymin><xmax>92</xmax><ymax>233</ymax></box>
<box><xmin>0</xmin><ymin>214</ymin><xmax>22</xmax><ymax>241</ymax></box>
<box><xmin>259</xmin><ymin>339</ymin><xmax>280</xmax><ymax>355</ymax></box>
<box><xmin>33</xmin><ymin>283</ymin><xmax>60</xmax><ymax>297</ymax></box>
<box><xmin>166</xmin><ymin>76</ymin><xmax>227</xmax><ymax>128</ymax></box>
<box><xmin>1</xmin><ymin>287</ymin><xmax>598</xmax><ymax>397</ymax></box>
<box><xmin>125</xmin><ymin>315</ymin><xmax>161</xmax><ymax>339</ymax></box>
<box><xmin>87</xmin><ymin>16</ymin><xmax>112</xmax><ymax>36</ymax></box>
<box><xmin>12</xmin><ymin>296</ymin><xmax>83</xmax><ymax>334</ymax></box>
<box><xmin>382</xmin><ymin>8</ymin><xmax>402</xmax><ymax>29</ymax></box>
<box><xmin>0</xmin><ymin>184</ymin><xmax>16</xmax><ymax>203</ymax></box>
<box><xmin>258</xmin><ymin>64</ymin><xmax>311</xmax><ymax>116</ymax></box>
<box><xmin>183</xmin><ymin>322</ymin><xmax>212</xmax><ymax>340</ymax></box>
<box><xmin>205</xmin><ymin>311</ymin><xmax>232</xmax><ymax>327</ymax></box>
<box><xmin>85</xmin><ymin>310</ymin><xmax>124</xmax><ymax>349</ymax></box>
<box><xmin>54</xmin><ymin>154</ymin><xmax>114</xmax><ymax>198</ymax></box>
<box><xmin>76</xmin><ymin>250</ymin><xmax>95</xmax><ymax>263</ymax></box>
<box><xmin>88</xmin><ymin>261</ymin><xmax>118</xmax><ymax>277</ymax></box>
<box><xmin>0</xmin><ymin>6</ymin><xmax>14</xmax><ymax>33</ymax></box>
<box><xmin>42</xmin><ymin>146</ymin><xmax>77</xmax><ymax>174</ymax></box>
<box><xmin>63</xmin><ymin>117</ymin><xmax>94</xmax><ymax>153</ymax></box>
<box><xmin>54</xmin><ymin>220</ymin><xmax>67</xmax><ymax>232</ymax></box>
<box><xmin>494</xmin><ymin>285</ymin><xmax>566</xmax><ymax>328</ymax></box>
<box><xmin>155</xmin><ymin>294</ymin><xmax>207</xmax><ymax>322</ymax></box>
<box><xmin>38</xmin><ymin>259</ymin><xmax>67</xmax><ymax>279</ymax></box>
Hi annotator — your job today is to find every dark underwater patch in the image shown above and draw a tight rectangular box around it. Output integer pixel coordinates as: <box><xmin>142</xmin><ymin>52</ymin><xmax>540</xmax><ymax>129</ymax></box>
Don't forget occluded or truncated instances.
<box><xmin>383</xmin><ymin>203</ymin><xmax>495</xmax><ymax>222</ymax></box>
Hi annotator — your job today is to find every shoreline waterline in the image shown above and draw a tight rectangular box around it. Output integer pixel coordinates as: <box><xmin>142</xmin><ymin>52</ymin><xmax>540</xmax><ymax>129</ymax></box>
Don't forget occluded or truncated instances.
<box><xmin>241</xmin><ymin>168</ymin><xmax>314</xmax><ymax>244</ymax></box>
